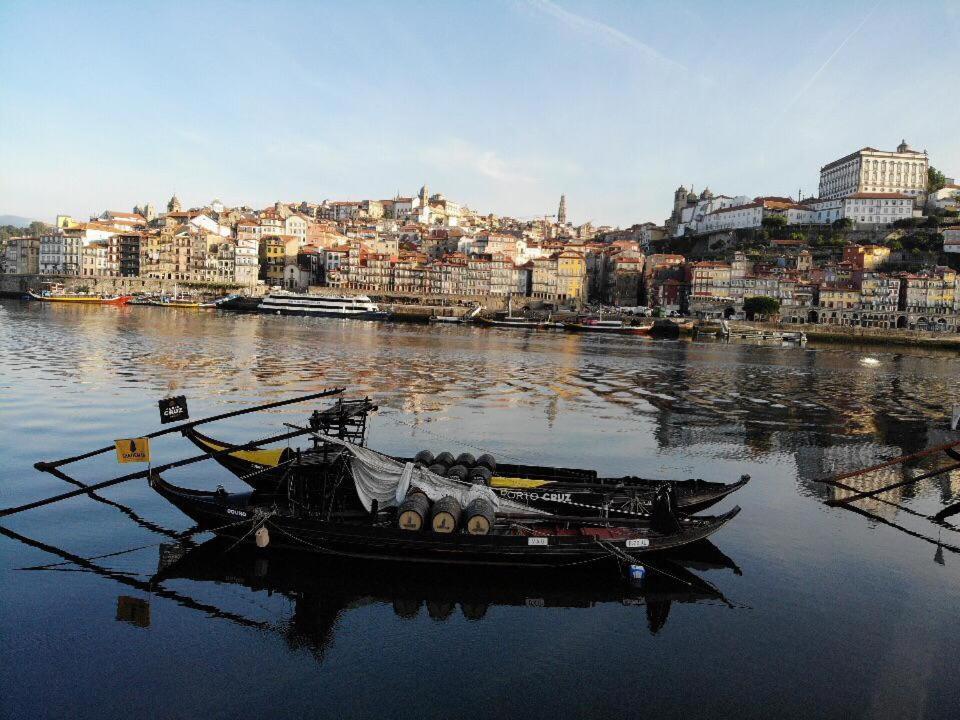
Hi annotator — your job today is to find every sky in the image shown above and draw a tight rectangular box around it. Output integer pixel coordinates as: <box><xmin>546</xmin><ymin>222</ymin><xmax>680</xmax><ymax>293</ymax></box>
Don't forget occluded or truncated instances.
<box><xmin>1</xmin><ymin>0</ymin><xmax>958</xmax><ymax>227</ymax></box>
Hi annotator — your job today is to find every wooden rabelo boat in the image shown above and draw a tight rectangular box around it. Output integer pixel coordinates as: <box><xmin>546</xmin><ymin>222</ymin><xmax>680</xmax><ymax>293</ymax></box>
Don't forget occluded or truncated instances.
<box><xmin>181</xmin><ymin>399</ymin><xmax>749</xmax><ymax>518</ymax></box>
<box><xmin>150</xmin><ymin>451</ymin><xmax>740</xmax><ymax>567</ymax></box>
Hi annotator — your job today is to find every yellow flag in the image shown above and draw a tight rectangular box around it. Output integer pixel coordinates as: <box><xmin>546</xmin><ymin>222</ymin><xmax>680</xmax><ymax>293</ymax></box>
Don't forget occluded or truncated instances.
<box><xmin>115</xmin><ymin>438</ymin><xmax>151</xmax><ymax>464</ymax></box>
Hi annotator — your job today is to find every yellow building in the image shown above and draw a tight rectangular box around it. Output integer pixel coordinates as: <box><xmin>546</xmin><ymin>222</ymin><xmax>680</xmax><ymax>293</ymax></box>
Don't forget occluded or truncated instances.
<box><xmin>556</xmin><ymin>250</ymin><xmax>586</xmax><ymax>303</ymax></box>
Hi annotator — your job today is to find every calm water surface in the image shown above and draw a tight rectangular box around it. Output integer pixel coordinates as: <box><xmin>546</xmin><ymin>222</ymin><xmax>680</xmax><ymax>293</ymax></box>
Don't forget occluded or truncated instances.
<box><xmin>1</xmin><ymin>300</ymin><xmax>959</xmax><ymax>719</ymax></box>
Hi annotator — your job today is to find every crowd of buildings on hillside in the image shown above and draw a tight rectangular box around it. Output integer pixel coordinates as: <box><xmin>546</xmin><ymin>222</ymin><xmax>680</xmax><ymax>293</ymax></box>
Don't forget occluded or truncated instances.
<box><xmin>2</xmin><ymin>140</ymin><xmax>958</xmax><ymax>330</ymax></box>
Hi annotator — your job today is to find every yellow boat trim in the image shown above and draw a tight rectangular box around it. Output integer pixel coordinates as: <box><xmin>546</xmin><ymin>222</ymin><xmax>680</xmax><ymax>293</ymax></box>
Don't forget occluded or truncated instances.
<box><xmin>489</xmin><ymin>477</ymin><xmax>552</xmax><ymax>489</ymax></box>
<box><xmin>198</xmin><ymin>436</ymin><xmax>286</xmax><ymax>467</ymax></box>
<box><xmin>41</xmin><ymin>296</ymin><xmax>106</xmax><ymax>303</ymax></box>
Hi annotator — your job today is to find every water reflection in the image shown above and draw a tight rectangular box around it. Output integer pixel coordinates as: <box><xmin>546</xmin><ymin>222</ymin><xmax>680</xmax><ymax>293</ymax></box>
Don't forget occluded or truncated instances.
<box><xmin>151</xmin><ymin>537</ymin><xmax>740</xmax><ymax>658</ymax></box>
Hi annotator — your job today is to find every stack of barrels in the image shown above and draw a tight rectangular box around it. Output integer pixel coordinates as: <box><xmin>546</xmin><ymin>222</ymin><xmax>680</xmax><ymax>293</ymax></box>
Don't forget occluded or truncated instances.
<box><xmin>413</xmin><ymin>449</ymin><xmax>497</xmax><ymax>487</ymax></box>
<box><xmin>397</xmin><ymin>452</ymin><xmax>497</xmax><ymax>537</ymax></box>
<box><xmin>398</xmin><ymin>489</ymin><xmax>495</xmax><ymax>536</ymax></box>
<box><xmin>396</xmin><ymin>451</ymin><xmax>498</xmax><ymax>534</ymax></box>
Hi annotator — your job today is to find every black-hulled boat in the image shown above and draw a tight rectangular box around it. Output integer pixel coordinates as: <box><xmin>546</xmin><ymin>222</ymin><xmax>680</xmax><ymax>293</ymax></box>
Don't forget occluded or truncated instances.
<box><xmin>182</xmin><ymin>399</ymin><xmax>749</xmax><ymax>518</ymax></box>
<box><xmin>150</xmin><ymin>437</ymin><xmax>740</xmax><ymax>568</ymax></box>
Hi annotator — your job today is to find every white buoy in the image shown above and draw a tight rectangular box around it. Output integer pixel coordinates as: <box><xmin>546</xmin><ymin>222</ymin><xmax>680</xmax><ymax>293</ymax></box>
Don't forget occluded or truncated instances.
<box><xmin>255</xmin><ymin>526</ymin><xmax>270</xmax><ymax>548</ymax></box>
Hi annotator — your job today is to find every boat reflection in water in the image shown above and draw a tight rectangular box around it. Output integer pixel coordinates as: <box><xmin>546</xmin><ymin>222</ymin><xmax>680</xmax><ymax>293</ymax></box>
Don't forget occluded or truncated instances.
<box><xmin>153</xmin><ymin>537</ymin><xmax>741</xmax><ymax>656</ymax></box>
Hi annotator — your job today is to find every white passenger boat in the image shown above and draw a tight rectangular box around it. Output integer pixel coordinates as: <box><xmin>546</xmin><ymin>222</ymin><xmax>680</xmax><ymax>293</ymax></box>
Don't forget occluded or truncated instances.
<box><xmin>257</xmin><ymin>292</ymin><xmax>390</xmax><ymax>320</ymax></box>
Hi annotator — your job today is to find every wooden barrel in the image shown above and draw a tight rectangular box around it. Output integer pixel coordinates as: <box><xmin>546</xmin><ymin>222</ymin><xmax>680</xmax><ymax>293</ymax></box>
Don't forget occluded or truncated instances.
<box><xmin>469</xmin><ymin>466</ymin><xmax>492</xmax><ymax>485</ymax></box>
<box><xmin>455</xmin><ymin>452</ymin><xmax>476</xmax><ymax>468</ymax></box>
<box><xmin>464</xmin><ymin>497</ymin><xmax>495</xmax><ymax>535</ymax></box>
<box><xmin>430</xmin><ymin>495</ymin><xmax>462</xmax><ymax>534</ymax></box>
<box><xmin>446</xmin><ymin>464</ymin><xmax>469</xmax><ymax>482</ymax></box>
<box><xmin>414</xmin><ymin>449</ymin><xmax>435</xmax><ymax>466</ymax></box>
<box><xmin>434</xmin><ymin>451</ymin><xmax>455</xmax><ymax>468</ymax></box>
<box><xmin>398</xmin><ymin>490</ymin><xmax>430</xmax><ymax>532</ymax></box>
<box><xmin>476</xmin><ymin>453</ymin><xmax>497</xmax><ymax>472</ymax></box>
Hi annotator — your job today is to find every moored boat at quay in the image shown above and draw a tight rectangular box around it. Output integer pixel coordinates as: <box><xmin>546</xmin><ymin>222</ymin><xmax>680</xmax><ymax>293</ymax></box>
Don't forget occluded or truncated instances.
<box><xmin>257</xmin><ymin>291</ymin><xmax>390</xmax><ymax>319</ymax></box>
<box><xmin>28</xmin><ymin>290</ymin><xmax>133</xmax><ymax>305</ymax></box>
<box><xmin>563</xmin><ymin>317</ymin><xmax>653</xmax><ymax>335</ymax></box>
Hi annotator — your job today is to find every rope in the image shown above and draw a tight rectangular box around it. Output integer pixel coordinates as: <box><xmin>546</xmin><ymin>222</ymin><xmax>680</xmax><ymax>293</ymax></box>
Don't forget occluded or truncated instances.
<box><xmin>225</xmin><ymin>509</ymin><xmax>277</xmax><ymax>552</ymax></box>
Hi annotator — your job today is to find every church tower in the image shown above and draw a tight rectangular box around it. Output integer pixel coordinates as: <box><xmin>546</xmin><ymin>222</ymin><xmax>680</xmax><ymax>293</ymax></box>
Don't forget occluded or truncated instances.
<box><xmin>418</xmin><ymin>184</ymin><xmax>429</xmax><ymax>208</ymax></box>
<box><xmin>167</xmin><ymin>193</ymin><xmax>181</xmax><ymax>213</ymax></box>
<box><xmin>557</xmin><ymin>194</ymin><xmax>567</xmax><ymax>224</ymax></box>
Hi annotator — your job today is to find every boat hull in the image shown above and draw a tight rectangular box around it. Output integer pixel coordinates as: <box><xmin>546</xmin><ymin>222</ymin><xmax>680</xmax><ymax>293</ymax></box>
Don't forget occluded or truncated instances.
<box><xmin>150</xmin><ymin>474</ymin><xmax>740</xmax><ymax>567</ymax></box>
<box><xmin>29</xmin><ymin>292</ymin><xmax>133</xmax><ymax>305</ymax></box>
<box><xmin>259</xmin><ymin>305</ymin><xmax>391</xmax><ymax>320</ymax></box>
<box><xmin>564</xmin><ymin>323</ymin><xmax>652</xmax><ymax>335</ymax></box>
<box><xmin>182</xmin><ymin>427</ymin><xmax>749</xmax><ymax>514</ymax></box>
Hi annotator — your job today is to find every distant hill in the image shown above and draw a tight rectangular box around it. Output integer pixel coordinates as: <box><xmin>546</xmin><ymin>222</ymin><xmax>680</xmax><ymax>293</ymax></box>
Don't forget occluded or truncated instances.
<box><xmin>0</xmin><ymin>215</ymin><xmax>40</xmax><ymax>227</ymax></box>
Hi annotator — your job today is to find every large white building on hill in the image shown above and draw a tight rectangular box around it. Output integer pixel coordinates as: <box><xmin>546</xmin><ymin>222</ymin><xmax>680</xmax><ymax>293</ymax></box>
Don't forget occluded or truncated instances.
<box><xmin>818</xmin><ymin>140</ymin><xmax>929</xmax><ymax>205</ymax></box>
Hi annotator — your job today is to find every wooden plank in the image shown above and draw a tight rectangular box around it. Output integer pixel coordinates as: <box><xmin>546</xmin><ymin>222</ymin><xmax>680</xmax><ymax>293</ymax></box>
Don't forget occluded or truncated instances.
<box><xmin>34</xmin><ymin>387</ymin><xmax>344</xmax><ymax>472</ymax></box>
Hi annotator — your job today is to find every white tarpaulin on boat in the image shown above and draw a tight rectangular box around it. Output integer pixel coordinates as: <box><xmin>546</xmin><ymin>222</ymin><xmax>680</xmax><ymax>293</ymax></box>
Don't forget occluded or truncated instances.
<box><xmin>315</xmin><ymin>434</ymin><xmax>549</xmax><ymax>516</ymax></box>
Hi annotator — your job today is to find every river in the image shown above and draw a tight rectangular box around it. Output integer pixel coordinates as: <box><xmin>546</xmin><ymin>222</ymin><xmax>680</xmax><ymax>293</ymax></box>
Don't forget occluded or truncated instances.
<box><xmin>1</xmin><ymin>300</ymin><xmax>959</xmax><ymax>719</ymax></box>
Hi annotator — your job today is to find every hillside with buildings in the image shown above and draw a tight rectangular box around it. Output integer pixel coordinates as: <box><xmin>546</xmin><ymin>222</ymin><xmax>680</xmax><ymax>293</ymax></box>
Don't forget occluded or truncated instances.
<box><xmin>2</xmin><ymin>140</ymin><xmax>959</xmax><ymax>332</ymax></box>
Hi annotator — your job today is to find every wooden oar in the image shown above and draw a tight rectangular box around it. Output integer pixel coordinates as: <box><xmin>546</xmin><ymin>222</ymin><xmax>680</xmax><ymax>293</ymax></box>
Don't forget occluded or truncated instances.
<box><xmin>826</xmin><ymin>461</ymin><xmax>960</xmax><ymax>506</ymax></box>
<box><xmin>1</xmin><ymin>427</ymin><xmax>313</xmax><ymax>518</ymax></box>
<box><xmin>816</xmin><ymin>438</ymin><xmax>960</xmax><ymax>486</ymax></box>
<box><xmin>34</xmin><ymin>387</ymin><xmax>345</xmax><ymax>472</ymax></box>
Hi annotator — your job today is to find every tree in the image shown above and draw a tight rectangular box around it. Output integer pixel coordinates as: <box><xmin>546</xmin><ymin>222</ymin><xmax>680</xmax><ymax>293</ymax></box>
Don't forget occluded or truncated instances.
<box><xmin>743</xmin><ymin>296</ymin><xmax>780</xmax><ymax>320</ymax></box>
<box><xmin>928</xmin><ymin>166</ymin><xmax>946</xmax><ymax>193</ymax></box>
<box><xmin>27</xmin><ymin>221</ymin><xmax>51</xmax><ymax>236</ymax></box>
<box><xmin>761</xmin><ymin>215</ymin><xmax>788</xmax><ymax>232</ymax></box>
<box><xmin>832</xmin><ymin>217</ymin><xmax>853</xmax><ymax>231</ymax></box>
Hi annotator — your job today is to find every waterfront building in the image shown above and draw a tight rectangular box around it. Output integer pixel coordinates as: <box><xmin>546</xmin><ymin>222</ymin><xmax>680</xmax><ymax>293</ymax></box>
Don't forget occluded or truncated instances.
<box><xmin>3</xmin><ymin>236</ymin><xmax>40</xmax><ymax>274</ymax></box>
<box><xmin>80</xmin><ymin>241</ymin><xmax>110</xmax><ymax>277</ymax></box>
<box><xmin>203</xmin><ymin>237</ymin><xmax>236</xmax><ymax>284</ymax></box>
<box><xmin>234</xmin><ymin>236</ymin><xmax>259</xmax><ymax>285</ymax></box>
<box><xmin>609</xmin><ymin>255</ymin><xmax>644</xmax><ymax>306</ymax></box>
<box><xmin>104</xmin><ymin>232</ymin><xmax>141</xmax><ymax>277</ymax></box>
<box><xmin>687</xmin><ymin>261</ymin><xmax>733</xmax><ymax>300</ymax></box>
<box><xmin>39</xmin><ymin>231</ymin><xmax>81</xmax><ymax>275</ymax></box>
<box><xmin>259</xmin><ymin>235</ymin><xmax>298</xmax><ymax>286</ymax></box>
<box><xmin>818</xmin><ymin>140</ymin><xmax>928</xmax><ymax>204</ymax></box>
<box><xmin>899</xmin><ymin>268</ymin><xmax>957</xmax><ymax>319</ymax></box>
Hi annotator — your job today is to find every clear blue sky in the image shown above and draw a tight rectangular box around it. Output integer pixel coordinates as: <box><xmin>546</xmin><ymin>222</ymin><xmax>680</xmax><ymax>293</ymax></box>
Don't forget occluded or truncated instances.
<box><xmin>1</xmin><ymin>0</ymin><xmax>957</xmax><ymax>227</ymax></box>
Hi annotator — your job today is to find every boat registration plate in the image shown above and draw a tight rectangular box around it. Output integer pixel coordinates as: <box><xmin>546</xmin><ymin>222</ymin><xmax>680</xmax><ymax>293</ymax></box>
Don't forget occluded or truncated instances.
<box><xmin>527</xmin><ymin>537</ymin><xmax>548</xmax><ymax>546</ymax></box>
<box><xmin>626</xmin><ymin>538</ymin><xmax>650</xmax><ymax>548</ymax></box>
